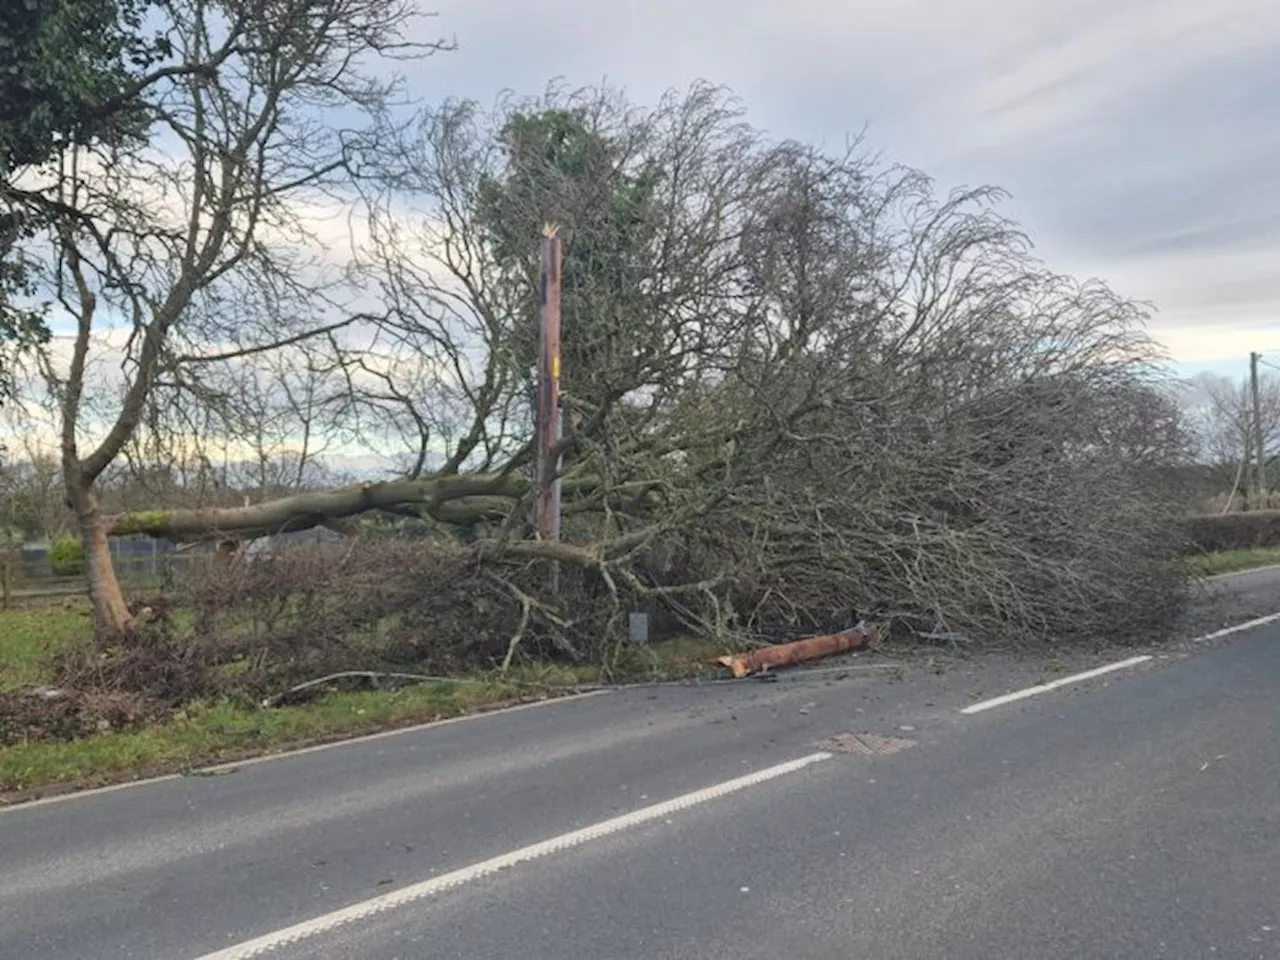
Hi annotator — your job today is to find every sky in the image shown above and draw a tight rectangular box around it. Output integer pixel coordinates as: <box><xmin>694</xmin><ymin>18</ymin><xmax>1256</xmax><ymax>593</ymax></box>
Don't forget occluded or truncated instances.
<box><xmin>409</xmin><ymin>0</ymin><xmax>1280</xmax><ymax>382</ymax></box>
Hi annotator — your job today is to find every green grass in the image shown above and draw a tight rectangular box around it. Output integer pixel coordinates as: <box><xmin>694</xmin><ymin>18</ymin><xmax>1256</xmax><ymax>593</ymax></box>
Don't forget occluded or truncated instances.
<box><xmin>0</xmin><ymin>679</ymin><xmax>543</xmax><ymax>795</ymax></box>
<box><xmin>0</xmin><ymin>603</ymin><xmax>93</xmax><ymax>690</ymax></box>
<box><xmin>1188</xmin><ymin>547</ymin><xmax>1280</xmax><ymax>576</ymax></box>
<box><xmin>609</xmin><ymin>634</ymin><xmax>728</xmax><ymax>679</ymax></box>
<box><xmin>0</xmin><ymin>603</ymin><xmax>727</xmax><ymax>798</ymax></box>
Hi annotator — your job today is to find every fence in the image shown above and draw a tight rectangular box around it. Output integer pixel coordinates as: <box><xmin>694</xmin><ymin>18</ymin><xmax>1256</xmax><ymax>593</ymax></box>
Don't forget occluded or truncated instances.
<box><xmin>1</xmin><ymin>537</ymin><xmax>208</xmax><ymax>608</ymax></box>
<box><xmin>0</xmin><ymin>530</ymin><xmax>348</xmax><ymax>608</ymax></box>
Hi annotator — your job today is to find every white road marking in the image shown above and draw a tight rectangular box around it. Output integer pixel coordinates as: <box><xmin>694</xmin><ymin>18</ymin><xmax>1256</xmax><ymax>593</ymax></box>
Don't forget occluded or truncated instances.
<box><xmin>0</xmin><ymin>773</ymin><xmax>185</xmax><ymax>812</ymax></box>
<box><xmin>11</xmin><ymin>601</ymin><xmax>1279</xmax><ymax>813</ymax></box>
<box><xmin>961</xmin><ymin>607</ymin><xmax>1280</xmax><ymax>716</ymax></box>
<box><xmin>1191</xmin><ymin>610</ymin><xmax>1280</xmax><ymax>643</ymax></box>
<box><xmin>1206</xmin><ymin>563</ymin><xmax>1280</xmax><ymax>581</ymax></box>
<box><xmin>960</xmin><ymin>656</ymin><xmax>1153</xmax><ymax>714</ymax></box>
<box><xmin>0</xmin><ymin>690</ymin><xmax>608</xmax><ymax>814</ymax></box>
<box><xmin>190</xmin><ymin>752</ymin><xmax>833</xmax><ymax>960</ymax></box>
<box><xmin>195</xmin><ymin>690</ymin><xmax>609</xmax><ymax>774</ymax></box>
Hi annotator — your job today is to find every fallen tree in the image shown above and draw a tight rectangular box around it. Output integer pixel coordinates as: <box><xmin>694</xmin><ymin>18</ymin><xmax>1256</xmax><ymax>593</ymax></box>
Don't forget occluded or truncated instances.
<box><xmin>57</xmin><ymin>83</ymin><xmax>1196</xmax><ymax>650</ymax></box>
<box><xmin>108</xmin><ymin>474</ymin><xmax>527</xmax><ymax>541</ymax></box>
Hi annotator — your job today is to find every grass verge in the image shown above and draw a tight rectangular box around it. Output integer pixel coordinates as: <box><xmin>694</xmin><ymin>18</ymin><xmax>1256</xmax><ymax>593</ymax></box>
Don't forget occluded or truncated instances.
<box><xmin>1188</xmin><ymin>547</ymin><xmax>1280</xmax><ymax>577</ymax></box>
<box><xmin>0</xmin><ymin>605</ymin><xmax>727</xmax><ymax>801</ymax></box>
<box><xmin>0</xmin><ymin>604</ymin><xmax>93</xmax><ymax>691</ymax></box>
<box><xmin>0</xmin><ymin>679</ymin><xmax>555</xmax><ymax>798</ymax></box>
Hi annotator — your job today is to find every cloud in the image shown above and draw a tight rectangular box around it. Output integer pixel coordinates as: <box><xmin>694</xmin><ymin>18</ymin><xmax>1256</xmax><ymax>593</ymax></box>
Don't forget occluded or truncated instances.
<box><xmin>909</xmin><ymin>0</ymin><xmax>1276</xmax><ymax>152</ymax></box>
<box><xmin>20</xmin><ymin>0</ymin><xmax>1280</xmax><ymax>469</ymax></box>
<box><xmin>417</xmin><ymin>0</ymin><xmax>1280</xmax><ymax>372</ymax></box>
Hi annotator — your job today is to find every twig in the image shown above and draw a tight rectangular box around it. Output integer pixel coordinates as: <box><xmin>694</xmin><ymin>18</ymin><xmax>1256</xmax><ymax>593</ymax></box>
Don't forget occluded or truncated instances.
<box><xmin>501</xmin><ymin>590</ymin><xmax>533</xmax><ymax>673</ymax></box>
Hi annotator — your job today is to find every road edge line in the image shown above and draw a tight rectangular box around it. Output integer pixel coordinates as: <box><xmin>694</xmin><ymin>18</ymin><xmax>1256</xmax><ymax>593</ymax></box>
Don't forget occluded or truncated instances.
<box><xmin>191</xmin><ymin>751</ymin><xmax>834</xmax><ymax>960</ymax></box>
<box><xmin>1</xmin><ymin>689</ymin><xmax>609</xmax><ymax>814</ymax></box>
<box><xmin>1205</xmin><ymin>563</ymin><xmax>1280</xmax><ymax>581</ymax></box>
<box><xmin>196</xmin><ymin>689</ymin><xmax>610</xmax><ymax>773</ymax></box>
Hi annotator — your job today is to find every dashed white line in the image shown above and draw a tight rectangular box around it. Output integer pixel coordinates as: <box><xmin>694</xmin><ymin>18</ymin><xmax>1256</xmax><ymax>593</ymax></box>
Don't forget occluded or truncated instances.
<box><xmin>190</xmin><ymin>751</ymin><xmax>833</xmax><ymax>960</ymax></box>
<box><xmin>961</xmin><ymin>608</ymin><xmax>1280</xmax><ymax>716</ymax></box>
<box><xmin>1190</xmin><ymin>610</ymin><xmax>1280</xmax><ymax>644</ymax></box>
<box><xmin>960</xmin><ymin>656</ymin><xmax>1154</xmax><ymax>714</ymax></box>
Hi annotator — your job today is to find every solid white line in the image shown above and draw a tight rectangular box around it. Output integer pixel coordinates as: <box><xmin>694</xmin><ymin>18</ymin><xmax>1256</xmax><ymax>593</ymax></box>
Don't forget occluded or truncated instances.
<box><xmin>0</xmin><ymin>690</ymin><xmax>609</xmax><ymax>814</ymax></box>
<box><xmin>195</xmin><ymin>689</ymin><xmax>609</xmax><ymax>774</ymax></box>
<box><xmin>1206</xmin><ymin>563</ymin><xmax>1280</xmax><ymax>581</ymax></box>
<box><xmin>960</xmin><ymin>656</ymin><xmax>1153</xmax><ymax>715</ymax></box>
<box><xmin>191</xmin><ymin>752</ymin><xmax>833</xmax><ymax>960</ymax></box>
<box><xmin>0</xmin><ymin>773</ymin><xmax>185</xmax><ymax>812</ymax></box>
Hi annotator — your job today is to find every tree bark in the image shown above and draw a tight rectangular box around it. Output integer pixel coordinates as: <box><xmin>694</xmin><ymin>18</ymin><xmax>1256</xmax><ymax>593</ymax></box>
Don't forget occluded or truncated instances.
<box><xmin>107</xmin><ymin>475</ymin><xmax>528</xmax><ymax>542</ymax></box>
<box><xmin>104</xmin><ymin>467</ymin><xmax>672</xmax><ymax>548</ymax></box>
<box><xmin>70</xmin><ymin>485</ymin><xmax>133</xmax><ymax>635</ymax></box>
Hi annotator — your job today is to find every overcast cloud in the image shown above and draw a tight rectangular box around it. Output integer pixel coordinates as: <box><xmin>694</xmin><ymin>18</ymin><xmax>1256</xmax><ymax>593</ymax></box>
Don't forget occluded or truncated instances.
<box><xmin>410</xmin><ymin>0</ymin><xmax>1280</xmax><ymax>375</ymax></box>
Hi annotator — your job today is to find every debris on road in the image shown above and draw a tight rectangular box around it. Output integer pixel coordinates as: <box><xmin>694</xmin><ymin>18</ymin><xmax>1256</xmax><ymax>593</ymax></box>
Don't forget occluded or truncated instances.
<box><xmin>816</xmin><ymin>731</ymin><xmax>916</xmax><ymax>756</ymax></box>
<box><xmin>716</xmin><ymin>625</ymin><xmax>877</xmax><ymax>679</ymax></box>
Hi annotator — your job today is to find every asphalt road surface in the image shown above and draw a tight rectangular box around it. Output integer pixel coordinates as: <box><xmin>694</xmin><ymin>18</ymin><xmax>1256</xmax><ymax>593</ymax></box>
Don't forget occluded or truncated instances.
<box><xmin>1</xmin><ymin>571</ymin><xmax>1277</xmax><ymax>960</ymax></box>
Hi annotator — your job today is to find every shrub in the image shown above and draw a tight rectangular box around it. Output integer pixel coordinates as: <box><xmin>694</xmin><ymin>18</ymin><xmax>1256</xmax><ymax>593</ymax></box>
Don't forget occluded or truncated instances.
<box><xmin>49</xmin><ymin>536</ymin><xmax>86</xmax><ymax>576</ymax></box>
<box><xmin>1184</xmin><ymin>511</ymin><xmax>1280</xmax><ymax>554</ymax></box>
<box><xmin>177</xmin><ymin>539</ymin><xmax>620</xmax><ymax>697</ymax></box>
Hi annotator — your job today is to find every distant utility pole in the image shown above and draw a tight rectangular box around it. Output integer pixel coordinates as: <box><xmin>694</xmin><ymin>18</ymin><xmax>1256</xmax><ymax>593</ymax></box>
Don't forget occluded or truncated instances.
<box><xmin>1250</xmin><ymin>351</ymin><xmax>1266</xmax><ymax>510</ymax></box>
<box><xmin>536</xmin><ymin>223</ymin><xmax>563</xmax><ymax>543</ymax></box>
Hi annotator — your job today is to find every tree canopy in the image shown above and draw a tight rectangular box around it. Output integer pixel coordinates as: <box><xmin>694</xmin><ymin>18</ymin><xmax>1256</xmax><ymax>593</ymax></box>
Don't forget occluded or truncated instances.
<box><xmin>0</xmin><ymin>0</ymin><xmax>172</xmax><ymax>402</ymax></box>
<box><xmin>476</xmin><ymin>107</ymin><xmax>668</xmax><ymax>411</ymax></box>
<box><xmin>0</xmin><ymin>0</ymin><xmax>168</xmax><ymax>173</ymax></box>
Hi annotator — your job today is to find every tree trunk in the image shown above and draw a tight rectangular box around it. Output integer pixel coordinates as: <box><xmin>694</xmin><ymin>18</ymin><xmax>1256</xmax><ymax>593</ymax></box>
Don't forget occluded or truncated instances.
<box><xmin>71</xmin><ymin>486</ymin><xmax>133</xmax><ymax>636</ymax></box>
<box><xmin>107</xmin><ymin>475</ymin><xmax>529</xmax><ymax>542</ymax></box>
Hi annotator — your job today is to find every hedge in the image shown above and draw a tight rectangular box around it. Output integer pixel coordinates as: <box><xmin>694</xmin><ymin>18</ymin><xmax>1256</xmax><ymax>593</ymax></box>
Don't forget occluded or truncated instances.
<box><xmin>1184</xmin><ymin>510</ymin><xmax>1280</xmax><ymax>554</ymax></box>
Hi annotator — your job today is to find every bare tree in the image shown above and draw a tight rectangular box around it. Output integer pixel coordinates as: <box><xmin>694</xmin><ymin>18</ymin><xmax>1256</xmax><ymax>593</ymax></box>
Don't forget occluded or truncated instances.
<box><xmin>1188</xmin><ymin>371</ymin><xmax>1280</xmax><ymax>510</ymax></box>
<box><xmin>0</xmin><ymin>438</ymin><xmax>71</xmax><ymax>540</ymax></box>
<box><xmin>3</xmin><ymin>0</ymin><xmax>446</xmax><ymax>633</ymax></box>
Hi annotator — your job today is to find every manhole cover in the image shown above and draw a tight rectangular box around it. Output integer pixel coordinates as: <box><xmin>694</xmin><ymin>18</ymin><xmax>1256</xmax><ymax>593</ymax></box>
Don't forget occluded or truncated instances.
<box><xmin>816</xmin><ymin>732</ymin><xmax>915</xmax><ymax>756</ymax></box>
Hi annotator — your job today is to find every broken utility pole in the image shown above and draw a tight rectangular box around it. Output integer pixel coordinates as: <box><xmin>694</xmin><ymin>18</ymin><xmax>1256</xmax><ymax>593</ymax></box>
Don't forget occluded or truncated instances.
<box><xmin>536</xmin><ymin>223</ymin><xmax>564</xmax><ymax>543</ymax></box>
<box><xmin>716</xmin><ymin>625</ymin><xmax>877</xmax><ymax>679</ymax></box>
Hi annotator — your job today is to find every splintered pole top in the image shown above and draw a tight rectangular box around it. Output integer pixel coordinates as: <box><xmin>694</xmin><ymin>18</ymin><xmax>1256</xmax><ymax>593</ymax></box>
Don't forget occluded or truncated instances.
<box><xmin>542</xmin><ymin>222</ymin><xmax>560</xmax><ymax>238</ymax></box>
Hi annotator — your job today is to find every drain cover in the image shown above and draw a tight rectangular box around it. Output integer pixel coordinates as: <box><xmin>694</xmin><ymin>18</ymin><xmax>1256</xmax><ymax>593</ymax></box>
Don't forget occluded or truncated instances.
<box><xmin>816</xmin><ymin>732</ymin><xmax>915</xmax><ymax>756</ymax></box>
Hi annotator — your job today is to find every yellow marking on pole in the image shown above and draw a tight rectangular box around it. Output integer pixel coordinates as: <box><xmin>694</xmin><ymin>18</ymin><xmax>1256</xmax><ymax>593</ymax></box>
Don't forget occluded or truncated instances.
<box><xmin>551</xmin><ymin>353</ymin><xmax>561</xmax><ymax>380</ymax></box>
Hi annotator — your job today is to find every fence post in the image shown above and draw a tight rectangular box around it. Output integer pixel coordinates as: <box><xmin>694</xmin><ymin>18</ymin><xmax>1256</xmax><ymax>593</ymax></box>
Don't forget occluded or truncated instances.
<box><xmin>1</xmin><ymin>550</ymin><xmax>11</xmax><ymax>611</ymax></box>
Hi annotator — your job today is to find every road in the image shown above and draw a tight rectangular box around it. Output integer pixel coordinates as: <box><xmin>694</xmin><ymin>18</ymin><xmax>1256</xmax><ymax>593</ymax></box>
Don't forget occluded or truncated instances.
<box><xmin>1</xmin><ymin>572</ymin><xmax>1277</xmax><ymax>960</ymax></box>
